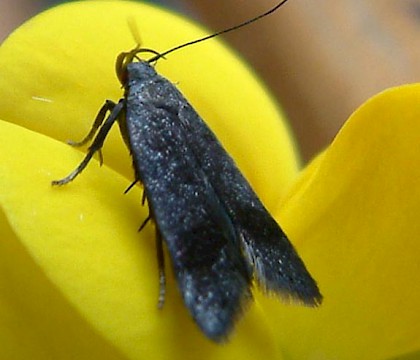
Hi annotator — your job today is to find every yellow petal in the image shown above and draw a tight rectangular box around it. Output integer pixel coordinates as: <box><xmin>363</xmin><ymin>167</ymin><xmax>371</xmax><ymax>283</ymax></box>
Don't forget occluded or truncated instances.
<box><xmin>0</xmin><ymin>1</ymin><xmax>301</xmax><ymax>358</ymax></box>
<box><xmin>0</xmin><ymin>0</ymin><xmax>299</xmax><ymax>207</ymax></box>
<box><xmin>267</xmin><ymin>84</ymin><xmax>420</xmax><ymax>359</ymax></box>
<box><xmin>0</xmin><ymin>119</ymin><xmax>284</xmax><ymax>359</ymax></box>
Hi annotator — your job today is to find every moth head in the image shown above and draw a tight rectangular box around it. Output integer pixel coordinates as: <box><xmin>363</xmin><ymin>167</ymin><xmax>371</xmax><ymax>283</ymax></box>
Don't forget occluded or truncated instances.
<box><xmin>115</xmin><ymin>18</ymin><xmax>165</xmax><ymax>87</ymax></box>
<box><xmin>115</xmin><ymin>47</ymin><xmax>164</xmax><ymax>87</ymax></box>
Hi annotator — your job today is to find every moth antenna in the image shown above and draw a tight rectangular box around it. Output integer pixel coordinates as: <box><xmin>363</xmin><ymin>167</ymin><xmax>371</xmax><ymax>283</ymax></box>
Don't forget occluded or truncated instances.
<box><xmin>117</xmin><ymin>1</ymin><xmax>290</xmax><ymax>82</ymax></box>
<box><xmin>127</xmin><ymin>16</ymin><xmax>142</xmax><ymax>48</ymax></box>
<box><xmin>147</xmin><ymin>0</ymin><xmax>291</xmax><ymax>63</ymax></box>
<box><xmin>115</xmin><ymin>17</ymin><xmax>143</xmax><ymax>85</ymax></box>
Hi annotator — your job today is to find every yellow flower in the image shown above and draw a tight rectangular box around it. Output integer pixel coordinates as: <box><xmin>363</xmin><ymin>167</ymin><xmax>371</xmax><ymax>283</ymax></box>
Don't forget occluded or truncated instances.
<box><xmin>0</xmin><ymin>1</ymin><xmax>419</xmax><ymax>359</ymax></box>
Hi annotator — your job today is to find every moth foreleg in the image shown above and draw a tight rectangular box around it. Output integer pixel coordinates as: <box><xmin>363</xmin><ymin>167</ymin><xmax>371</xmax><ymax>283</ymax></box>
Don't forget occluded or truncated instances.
<box><xmin>67</xmin><ymin>100</ymin><xmax>117</xmax><ymax>166</ymax></box>
<box><xmin>52</xmin><ymin>99</ymin><xmax>125</xmax><ymax>186</ymax></box>
<box><xmin>67</xmin><ymin>100</ymin><xmax>117</xmax><ymax>147</ymax></box>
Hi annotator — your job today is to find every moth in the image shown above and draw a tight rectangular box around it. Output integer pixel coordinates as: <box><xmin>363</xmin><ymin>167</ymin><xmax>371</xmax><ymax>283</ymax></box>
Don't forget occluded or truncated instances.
<box><xmin>53</xmin><ymin>0</ymin><xmax>321</xmax><ymax>341</ymax></box>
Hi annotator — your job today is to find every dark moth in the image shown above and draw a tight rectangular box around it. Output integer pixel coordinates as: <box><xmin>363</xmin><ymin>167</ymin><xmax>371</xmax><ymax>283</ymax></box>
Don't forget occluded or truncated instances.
<box><xmin>52</xmin><ymin>0</ymin><xmax>321</xmax><ymax>342</ymax></box>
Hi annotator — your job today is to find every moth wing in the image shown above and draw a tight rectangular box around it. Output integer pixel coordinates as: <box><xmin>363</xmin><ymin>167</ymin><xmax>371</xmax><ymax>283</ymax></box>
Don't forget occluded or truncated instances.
<box><xmin>160</xmin><ymin>180</ymin><xmax>253</xmax><ymax>341</ymax></box>
<box><xmin>178</xmin><ymin>103</ymin><xmax>322</xmax><ymax>305</ymax></box>
<box><xmin>125</xmin><ymin>94</ymin><xmax>252</xmax><ymax>340</ymax></box>
<box><xmin>233</xmin><ymin>205</ymin><xmax>321</xmax><ymax>304</ymax></box>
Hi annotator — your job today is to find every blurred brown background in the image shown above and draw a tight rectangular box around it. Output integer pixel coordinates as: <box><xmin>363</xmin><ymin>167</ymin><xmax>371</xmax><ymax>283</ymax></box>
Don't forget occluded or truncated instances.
<box><xmin>1</xmin><ymin>0</ymin><xmax>419</xmax><ymax>162</ymax></box>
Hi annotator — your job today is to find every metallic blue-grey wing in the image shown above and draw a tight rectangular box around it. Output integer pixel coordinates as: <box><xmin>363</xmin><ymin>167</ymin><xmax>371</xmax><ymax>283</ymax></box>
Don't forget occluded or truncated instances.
<box><xmin>125</xmin><ymin>91</ymin><xmax>252</xmax><ymax>340</ymax></box>
<box><xmin>177</xmin><ymin>102</ymin><xmax>322</xmax><ymax>305</ymax></box>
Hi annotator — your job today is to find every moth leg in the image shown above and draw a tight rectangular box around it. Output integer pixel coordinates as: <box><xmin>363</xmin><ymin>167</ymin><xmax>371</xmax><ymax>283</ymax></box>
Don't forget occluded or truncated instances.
<box><xmin>156</xmin><ymin>231</ymin><xmax>166</xmax><ymax>309</ymax></box>
<box><xmin>141</xmin><ymin>189</ymin><xmax>147</xmax><ymax>206</ymax></box>
<box><xmin>138</xmin><ymin>215</ymin><xmax>151</xmax><ymax>232</ymax></box>
<box><xmin>124</xmin><ymin>179</ymin><xmax>139</xmax><ymax>194</ymax></box>
<box><xmin>67</xmin><ymin>100</ymin><xmax>116</xmax><ymax>167</ymax></box>
<box><xmin>67</xmin><ymin>100</ymin><xmax>116</xmax><ymax>147</ymax></box>
<box><xmin>137</xmin><ymin>188</ymin><xmax>151</xmax><ymax>230</ymax></box>
<box><xmin>52</xmin><ymin>100</ymin><xmax>125</xmax><ymax>186</ymax></box>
